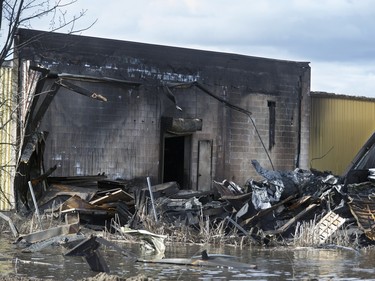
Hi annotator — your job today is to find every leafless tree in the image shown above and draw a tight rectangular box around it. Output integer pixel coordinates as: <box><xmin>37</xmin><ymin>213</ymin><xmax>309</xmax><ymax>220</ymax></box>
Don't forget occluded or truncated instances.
<box><xmin>0</xmin><ymin>0</ymin><xmax>95</xmax><ymax>209</ymax></box>
<box><xmin>1</xmin><ymin>0</ymin><xmax>96</xmax><ymax>66</ymax></box>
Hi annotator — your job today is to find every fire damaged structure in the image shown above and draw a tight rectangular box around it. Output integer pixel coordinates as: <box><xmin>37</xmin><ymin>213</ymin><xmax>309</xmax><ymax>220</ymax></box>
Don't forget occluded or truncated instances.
<box><xmin>1</xmin><ymin>30</ymin><xmax>374</xmax><ymax>270</ymax></box>
<box><xmin>13</xmin><ymin>28</ymin><xmax>311</xmax><ymax>210</ymax></box>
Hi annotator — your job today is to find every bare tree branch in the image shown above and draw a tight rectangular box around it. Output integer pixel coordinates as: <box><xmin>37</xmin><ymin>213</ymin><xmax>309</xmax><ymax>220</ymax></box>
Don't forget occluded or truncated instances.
<box><xmin>0</xmin><ymin>0</ymin><xmax>95</xmax><ymax>208</ymax></box>
<box><xmin>1</xmin><ymin>0</ymin><xmax>96</xmax><ymax>65</ymax></box>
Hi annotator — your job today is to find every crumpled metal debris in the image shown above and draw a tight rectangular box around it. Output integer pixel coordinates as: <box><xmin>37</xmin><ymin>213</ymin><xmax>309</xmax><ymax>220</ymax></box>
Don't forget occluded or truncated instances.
<box><xmin>249</xmin><ymin>180</ymin><xmax>283</xmax><ymax>210</ymax></box>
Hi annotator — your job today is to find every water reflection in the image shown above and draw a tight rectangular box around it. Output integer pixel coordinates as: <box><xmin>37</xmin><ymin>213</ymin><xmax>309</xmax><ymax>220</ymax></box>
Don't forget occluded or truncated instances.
<box><xmin>1</xmin><ymin>239</ymin><xmax>375</xmax><ymax>280</ymax></box>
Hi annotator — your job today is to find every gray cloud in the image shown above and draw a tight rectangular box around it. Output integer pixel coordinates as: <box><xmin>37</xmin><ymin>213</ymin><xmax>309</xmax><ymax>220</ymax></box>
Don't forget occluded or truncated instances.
<box><xmin>28</xmin><ymin>0</ymin><xmax>375</xmax><ymax>97</ymax></box>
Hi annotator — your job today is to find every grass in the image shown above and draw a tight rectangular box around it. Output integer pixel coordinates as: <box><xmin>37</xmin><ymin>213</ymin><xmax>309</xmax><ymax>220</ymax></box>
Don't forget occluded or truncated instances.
<box><xmin>0</xmin><ymin>205</ymin><xmax>362</xmax><ymax>252</ymax></box>
<box><xmin>292</xmin><ymin>219</ymin><xmax>360</xmax><ymax>248</ymax></box>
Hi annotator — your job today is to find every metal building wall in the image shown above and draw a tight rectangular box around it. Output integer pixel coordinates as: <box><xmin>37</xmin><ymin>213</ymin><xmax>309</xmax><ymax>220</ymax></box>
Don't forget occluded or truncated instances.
<box><xmin>310</xmin><ymin>93</ymin><xmax>375</xmax><ymax>175</ymax></box>
<box><xmin>0</xmin><ymin>65</ymin><xmax>16</xmax><ymax>210</ymax></box>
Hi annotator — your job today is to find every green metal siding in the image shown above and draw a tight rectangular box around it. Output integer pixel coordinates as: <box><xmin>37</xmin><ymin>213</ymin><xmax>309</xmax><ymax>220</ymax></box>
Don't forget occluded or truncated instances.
<box><xmin>310</xmin><ymin>95</ymin><xmax>375</xmax><ymax>175</ymax></box>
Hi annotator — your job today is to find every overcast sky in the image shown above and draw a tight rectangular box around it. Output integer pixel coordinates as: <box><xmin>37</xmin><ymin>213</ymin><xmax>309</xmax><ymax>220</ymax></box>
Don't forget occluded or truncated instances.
<box><xmin>31</xmin><ymin>0</ymin><xmax>375</xmax><ymax>98</ymax></box>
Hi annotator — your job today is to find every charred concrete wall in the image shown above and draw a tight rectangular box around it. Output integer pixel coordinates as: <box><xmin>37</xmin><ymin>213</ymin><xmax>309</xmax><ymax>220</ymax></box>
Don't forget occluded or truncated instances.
<box><xmin>15</xmin><ymin>29</ymin><xmax>310</xmax><ymax>190</ymax></box>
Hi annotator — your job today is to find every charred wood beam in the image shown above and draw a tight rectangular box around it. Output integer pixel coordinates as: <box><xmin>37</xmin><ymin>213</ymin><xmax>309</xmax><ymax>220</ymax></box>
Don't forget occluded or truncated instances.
<box><xmin>24</xmin><ymin>66</ymin><xmax>50</xmax><ymax>140</ymax></box>
<box><xmin>31</xmin><ymin>164</ymin><xmax>57</xmax><ymax>185</ymax></box>
<box><xmin>57</xmin><ymin>79</ymin><xmax>107</xmax><ymax>102</ymax></box>
<box><xmin>20</xmin><ymin>131</ymin><xmax>46</xmax><ymax>164</ymax></box>
<box><xmin>24</xmin><ymin>81</ymin><xmax>60</xmax><ymax>146</ymax></box>
<box><xmin>21</xmin><ymin>80</ymin><xmax>60</xmax><ymax>152</ymax></box>
<box><xmin>265</xmin><ymin>203</ymin><xmax>319</xmax><ymax>236</ymax></box>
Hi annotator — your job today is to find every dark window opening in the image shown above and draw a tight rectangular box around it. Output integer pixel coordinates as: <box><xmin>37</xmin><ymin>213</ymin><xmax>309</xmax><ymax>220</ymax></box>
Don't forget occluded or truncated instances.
<box><xmin>163</xmin><ymin>136</ymin><xmax>185</xmax><ymax>188</ymax></box>
<box><xmin>268</xmin><ymin>101</ymin><xmax>276</xmax><ymax>150</ymax></box>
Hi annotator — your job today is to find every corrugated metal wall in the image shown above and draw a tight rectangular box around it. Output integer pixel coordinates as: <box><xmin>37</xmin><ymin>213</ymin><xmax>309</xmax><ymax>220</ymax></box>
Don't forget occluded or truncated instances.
<box><xmin>310</xmin><ymin>94</ymin><xmax>375</xmax><ymax>175</ymax></box>
<box><xmin>0</xmin><ymin>65</ymin><xmax>16</xmax><ymax>210</ymax></box>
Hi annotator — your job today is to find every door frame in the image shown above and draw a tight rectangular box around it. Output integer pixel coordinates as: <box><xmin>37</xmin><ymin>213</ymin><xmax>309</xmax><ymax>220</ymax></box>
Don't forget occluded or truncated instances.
<box><xmin>160</xmin><ymin>132</ymin><xmax>192</xmax><ymax>189</ymax></box>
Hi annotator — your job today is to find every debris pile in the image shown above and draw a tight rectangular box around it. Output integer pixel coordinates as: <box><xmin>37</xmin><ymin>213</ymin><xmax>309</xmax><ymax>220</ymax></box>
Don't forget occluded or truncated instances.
<box><xmin>14</xmin><ymin>158</ymin><xmax>375</xmax><ymax>249</ymax></box>
<box><xmin>1</xmin><ymin>133</ymin><xmax>375</xmax><ymax>273</ymax></box>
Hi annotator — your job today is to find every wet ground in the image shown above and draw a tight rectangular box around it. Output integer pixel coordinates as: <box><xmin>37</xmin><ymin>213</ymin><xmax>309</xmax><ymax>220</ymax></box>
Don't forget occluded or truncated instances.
<box><xmin>1</xmin><ymin>236</ymin><xmax>375</xmax><ymax>281</ymax></box>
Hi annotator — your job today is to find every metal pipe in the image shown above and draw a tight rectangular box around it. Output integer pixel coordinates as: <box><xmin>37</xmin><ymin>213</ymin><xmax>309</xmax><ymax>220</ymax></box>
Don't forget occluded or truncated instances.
<box><xmin>147</xmin><ymin>177</ymin><xmax>158</xmax><ymax>222</ymax></box>
<box><xmin>28</xmin><ymin>181</ymin><xmax>43</xmax><ymax>229</ymax></box>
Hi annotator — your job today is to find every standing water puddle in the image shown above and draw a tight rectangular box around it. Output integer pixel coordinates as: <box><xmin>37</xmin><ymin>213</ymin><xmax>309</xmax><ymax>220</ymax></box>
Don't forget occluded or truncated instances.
<box><xmin>0</xmin><ymin>238</ymin><xmax>375</xmax><ymax>280</ymax></box>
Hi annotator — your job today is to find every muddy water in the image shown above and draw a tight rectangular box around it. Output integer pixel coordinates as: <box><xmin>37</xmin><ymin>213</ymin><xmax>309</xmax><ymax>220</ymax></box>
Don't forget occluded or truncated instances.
<box><xmin>0</xmin><ymin>238</ymin><xmax>375</xmax><ymax>280</ymax></box>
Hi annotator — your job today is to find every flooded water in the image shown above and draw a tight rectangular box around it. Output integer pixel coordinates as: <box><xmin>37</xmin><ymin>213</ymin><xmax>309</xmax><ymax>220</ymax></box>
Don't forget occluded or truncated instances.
<box><xmin>1</xmin><ymin>238</ymin><xmax>375</xmax><ymax>280</ymax></box>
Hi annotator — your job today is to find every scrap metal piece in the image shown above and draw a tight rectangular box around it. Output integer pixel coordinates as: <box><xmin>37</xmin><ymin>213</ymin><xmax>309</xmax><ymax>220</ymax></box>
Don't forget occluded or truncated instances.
<box><xmin>213</xmin><ymin>179</ymin><xmax>245</xmax><ymax>196</ymax></box>
<box><xmin>120</xmin><ymin>228</ymin><xmax>167</xmax><ymax>254</ymax></box>
<box><xmin>95</xmin><ymin>236</ymin><xmax>137</xmax><ymax>260</ymax></box>
<box><xmin>28</xmin><ymin>181</ymin><xmax>43</xmax><ymax>230</ymax></box>
<box><xmin>220</xmin><ymin>193</ymin><xmax>252</xmax><ymax>212</ymax></box>
<box><xmin>313</xmin><ymin>210</ymin><xmax>346</xmax><ymax>244</ymax></box>
<box><xmin>250</xmin><ymin>180</ymin><xmax>283</xmax><ymax>210</ymax></box>
<box><xmin>0</xmin><ymin>212</ymin><xmax>19</xmax><ymax>237</ymax></box>
<box><xmin>369</xmin><ymin>168</ymin><xmax>375</xmax><ymax>181</ymax></box>
<box><xmin>38</xmin><ymin>184</ymin><xmax>98</xmax><ymax>211</ymax></box>
<box><xmin>18</xmin><ymin>222</ymin><xmax>79</xmax><ymax>244</ymax></box>
<box><xmin>65</xmin><ymin>235</ymin><xmax>109</xmax><ymax>273</ymax></box>
<box><xmin>142</xmin><ymin>181</ymin><xmax>180</xmax><ymax>199</ymax></box>
<box><xmin>60</xmin><ymin>195</ymin><xmax>116</xmax><ymax>219</ymax></box>
<box><xmin>22</xmin><ymin>233</ymin><xmax>85</xmax><ymax>253</ymax></box>
<box><xmin>147</xmin><ymin>177</ymin><xmax>158</xmax><ymax>222</ymax></box>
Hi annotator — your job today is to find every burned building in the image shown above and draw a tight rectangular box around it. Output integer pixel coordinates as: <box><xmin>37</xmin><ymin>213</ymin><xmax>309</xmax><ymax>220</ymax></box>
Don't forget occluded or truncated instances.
<box><xmin>14</xmin><ymin>28</ymin><xmax>310</xmax><ymax>200</ymax></box>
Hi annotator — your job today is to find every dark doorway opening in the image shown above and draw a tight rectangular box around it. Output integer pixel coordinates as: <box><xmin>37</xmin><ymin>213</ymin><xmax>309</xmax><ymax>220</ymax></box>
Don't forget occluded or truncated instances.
<box><xmin>163</xmin><ymin>135</ymin><xmax>190</xmax><ymax>188</ymax></box>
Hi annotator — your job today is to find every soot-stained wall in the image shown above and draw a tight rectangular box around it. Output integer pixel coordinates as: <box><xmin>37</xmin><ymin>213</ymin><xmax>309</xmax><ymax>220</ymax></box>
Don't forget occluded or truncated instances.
<box><xmin>16</xmin><ymin>29</ymin><xmax>311</xmax><ymax>190</ymax></box>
